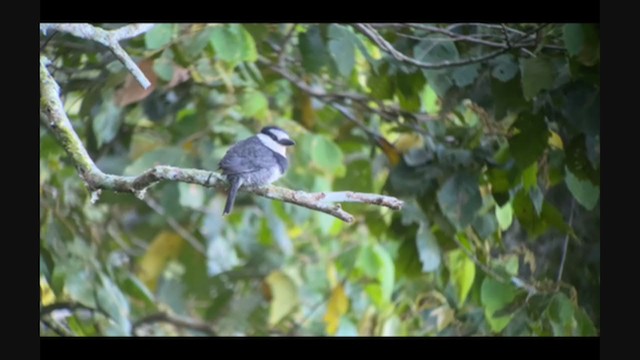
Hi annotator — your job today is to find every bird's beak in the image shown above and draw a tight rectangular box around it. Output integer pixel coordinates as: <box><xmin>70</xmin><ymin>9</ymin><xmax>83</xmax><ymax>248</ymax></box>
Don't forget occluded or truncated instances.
<box><xmin>280</xmin><ymin>139</ymin><xmax>295</xmax><ymax>146</ymax></box>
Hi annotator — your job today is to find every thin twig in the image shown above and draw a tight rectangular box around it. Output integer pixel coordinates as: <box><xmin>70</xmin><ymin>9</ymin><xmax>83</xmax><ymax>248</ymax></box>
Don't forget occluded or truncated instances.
<box><xmin>40</xmin><ymin>23</ymin><xmax>154</xmax><ymax>89</ymax></box>
<box><xmin>132</xmin><ymin>312</ymin><xmax>216</xmax><ymax>336</ymax></box>
<box><xmin>500</xmin><ymin>23</ymin><xmax>513</xmax><ymax>49</ymax></box>
<box><xmin>354</xmin><ymin>23</ymin><xmax>549</xmax><ymax>70</ymax></box>
<box><xmin>557</xmin><ymin>200</ymin><xmax>576</xmax><ymax>283</ymax></box>
<box><xmin>278</xmin><ymin>24</ymin><xmax>297</xmax><ymax>67</ymax></box>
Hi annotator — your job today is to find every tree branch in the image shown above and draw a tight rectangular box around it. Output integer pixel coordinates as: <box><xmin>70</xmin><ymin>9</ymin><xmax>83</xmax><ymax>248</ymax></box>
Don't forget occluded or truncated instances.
<box><xmin>40</xmin><ymin>23</ymin><xmax>154</xmax><ymax>89</ymax></box>
<box><xmin>354</xmin><ymin>23</ymin><xmax>550</xmax><ymax>70</ymax></box>
<box><xmin>557</xmin><ymin>200</ymin><xmax>576</xmax><ymax>283</ymax></box>
<box><xmin>132</xmin><ymin>312</ymin><xmax>216</xmax><ymax>336</ymax></box>
<box><xmin>40</xmin><ymin>55</ymin><xmax>403</xmax><ymax>224</ymax></box>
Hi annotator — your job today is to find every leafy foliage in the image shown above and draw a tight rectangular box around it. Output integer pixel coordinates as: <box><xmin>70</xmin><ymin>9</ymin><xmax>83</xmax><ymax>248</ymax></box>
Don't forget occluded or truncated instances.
<box><xmin>40</xmin><ymin>23</ymin><xmax>599</xmax><ymax>336</ymax></box>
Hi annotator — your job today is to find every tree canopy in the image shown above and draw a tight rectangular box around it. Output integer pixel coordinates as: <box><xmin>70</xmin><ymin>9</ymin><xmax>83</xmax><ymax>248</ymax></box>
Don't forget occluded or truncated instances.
<box><xmin>39</xmin><ymin>23</ymin><xmax>599</xmax><ymax>336</ymax></box>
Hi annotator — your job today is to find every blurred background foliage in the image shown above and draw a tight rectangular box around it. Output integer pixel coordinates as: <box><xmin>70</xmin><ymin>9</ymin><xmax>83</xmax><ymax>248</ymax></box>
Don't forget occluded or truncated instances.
<box><xmin>39</xmin><ymin>23</ymin><xmax>599</xmax><ymax>336</ymax></box>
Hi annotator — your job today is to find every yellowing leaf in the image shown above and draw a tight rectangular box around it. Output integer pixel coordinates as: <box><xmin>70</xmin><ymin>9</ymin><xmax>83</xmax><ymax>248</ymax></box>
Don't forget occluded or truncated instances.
<box><xmin>137</xmin><ymin>231</ymin><xmax>184</xmax><ymax>291</ymax></box>
<box><xmin>266</xmin><ymin>271</ymin><xmax>299</xmax><ymax>326</ymax></box>
<box><xmin>324</xmin><ymin>285</ymin><xmax>349</xmax><ymax>335</ymax></box>
<box><xmin>326</xmin><ymin>262</ymin><xmax>339</xmax><ymax>288</ymax></box>
<box><xmin>40</xmin><ymin>275</ymin><xmax>56</xmax><ymax>306</ymax></box>
<box><xmin>287</xmin><ymin>226</ymin><xmax>303</xmax><ymax>239</ymax></box>
<box><xmin>549</xmin><ymin>131</ymin><xmax>564</xmax><ymax>150</ymax></box>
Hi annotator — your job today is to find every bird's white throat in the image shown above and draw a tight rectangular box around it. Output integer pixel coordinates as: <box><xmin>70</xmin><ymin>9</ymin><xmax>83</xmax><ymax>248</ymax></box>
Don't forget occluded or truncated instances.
<box><xmin>257</xmin><ymin>133</ymin><xmax>287</xmax><ymax>157</ymax></box>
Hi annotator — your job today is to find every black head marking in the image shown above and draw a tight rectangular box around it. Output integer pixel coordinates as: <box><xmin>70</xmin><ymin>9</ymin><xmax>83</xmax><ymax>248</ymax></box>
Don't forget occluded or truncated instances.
<box><xmin>260</xmin><ymin>126</ymin><xmax>295</xmax><ymax>146</ymax></box>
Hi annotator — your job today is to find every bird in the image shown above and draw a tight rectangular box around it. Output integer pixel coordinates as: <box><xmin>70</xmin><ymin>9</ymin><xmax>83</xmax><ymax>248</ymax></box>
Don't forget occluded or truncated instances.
<box><xmin>218</xmin><ymin>125</ymin><xmax>295</xmax><ymax>215</ymax></box>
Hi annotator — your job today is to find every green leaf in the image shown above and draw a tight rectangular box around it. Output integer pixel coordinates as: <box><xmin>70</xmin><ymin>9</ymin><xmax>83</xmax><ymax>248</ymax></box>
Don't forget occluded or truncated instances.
<box><xmin>491</xmin><ymin>76</ymin><xmax>529</xmax><ymax>120</ymax></box>
<box><xmin>490</xmin><ymin>54</ymin><xmax>519</xmax><ymax>82</ymax></box>
<box><xmin>64</xmin><ymin>268</ymin><xmax>96</xmax><ymax>307</ymax></box>
<box><xmin>561</xmin><ymin>85</ymin><xmax>600</xmax><ymax>137</ymax></box>
<box><xmin>240</xmin><ymin>90</ymin><xmax>268</xmax><ymax>118</ymax></box>
<box><xmin>452</xmin><ymin>63</ymin><xmax>481</xmax><ymax>88</ymax></box>
<box><xmin>334</xmin><ymin>159</ymin><xmax>372</xmax><ymax>193</ymax></box>
<box><xmin>145</xmin><ymin>24</ymin><xmax>174</xmax><ymax>50</ymax></box>
<box><xmin>358</xmin><ymin>244</ymin><xmax>395</xmax><ymax>307</ymax></box>
<box><xmin>153</xmin><ymin>57</ymin><xmax>174</xmax><ymax>82</ymax></box>
<box><xmin>520</xmin><ymin>56</ymin><xmax>555</xmax><ymax>100</ymax></box>
<box><xmin>415</xmin><ymin>37</ymin><xmax>459</xmax><ymax>97</ymax></box>
<box><xmin>447</xmin><ymin>249</ymin><xmax>475</xmax><ymax>306</ymax></box>
<box><xmin>328</xmin><ymin>25</ymin><xmax>356</xmax><ymax>77</ymax></box>
<box><xmin>396</xmin><ymin>238</ymin><xmax>423</xmax><ymax>279</ymax></box>
<box><xmin>565</xmin><ymin>167</ymin><xmax>600</xmax><ymax>210</ymax></box>
<box><xmin>563</xmin><ymin>24</ymin><xmax>600</xmax><ymax>66</ymax></box>
<box><xmin>96</xmin><ymin>273</ymin><xmax>131</xmax><ymax>335</ymax></box>
<box><xmin>437</xmin><ymin>172</ymin><xmax>482</xmax><ymax>230</ymax></box>
<box><xmin>521</xmin><ymin>162</ymin><xmax>538</xmax><ymax>191</ymax></box>
<box><xmin>93</xmin><ymin>98</ymin><xmax>123</xmax><ymax>148</ymax></box>
<box><xmin>121</xmin><ymin>274</ymin><xmax>155</xmax><ymax>307</ymax></box>
<box><xmin>480</xmin><ymin>278</ymin><xmax>519</xmax><ymax>333</ymax></box>
<box><xmin>416</xmin><ymin>221</ymin><xmax>441</xmax><ymax>272</ymax></box>
<box><xmin>495</xmin><ymin>202</ymin><xmax>513</xmax><ymax>231</ymax></box>
<box><xmin>210</xmin><ymin>24</ymin><xmax>257</xmax><ymax>63</ymax></box>
<box><xmin>547</xmin><ymin>292</ymin><xmax>575</xmax><ymax>335</ymax></box>
<box><xmin>530</xmin><ymin>186</ymin><xmax>544</xmax><ymax>216</ymax></box>
<box><xmin>266</xmin><ymin>271</ymin><xmax>299</xmax><ymax>326</ymax></box>
<box><xmin>299</xmin><ymin>26</ymin><xmax>329</xmax><ymax>74</ymax></box>
<box><xmin>513</xmin><ymin>189</ymin><xmax>547</xmax><ymax>238</ymax></box>
<box><xmin>311</xmin><ymin>135</ymin><xmax>344</xmax><ymax>174</ymax></box>
<box><xmin>472</xmin><ymin>213</ymin><xmax>498</xmax><ymax>240</ymax></box>
<box><xmin>371</xmin><ymin>244</ymin><xmax>395</xmax><ymax>306</ymax></box>
<box><xmin>508</xmin><ymin>112</ymin><xmax>549</xmax><ymax>168</ymax></box>
<box><xmin>574</xmin><ymin>307</ymin><xmax>598</xmax><ymax>336</ymax></box>
<box><xmin>566</xmin><ymin>134</ymin><xmax>599</xmax><ymax>185</ymax></box>
<box><xmin>368</xmin><ymin>63</ymin><xmax>395</xmax><ymax>100</ymax></box>
<box><xmin>124</xmin><ymin>147</ymin><xmax>187</xmax><ymax>176</ymax></box>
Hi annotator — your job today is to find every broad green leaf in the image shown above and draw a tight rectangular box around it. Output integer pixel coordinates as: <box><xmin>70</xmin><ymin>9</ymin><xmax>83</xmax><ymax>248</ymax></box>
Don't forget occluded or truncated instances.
<box><xmin>368</xmin><ymin>63</ymin><xmax>395</xmax><ymax>100</ymax></box>
<box><xmin>561</xmin><ymin>85</ymin><xmax>600</xmax><ymax>137</ymax></box>
<box><xmin>137</xmin><ymin>231</ymin><xmax>184</xmax><ymax>291</ymax></box>
<box><xmin>520</xmin><ymin>56</ymin><xmax>555</xmax><ymax>100</ymax></box>
<box><xmin>513</xmin><ymin>189</ymin><xmax>547</xmax><ymax>238</ymax></box>
<box><xmin>490</xmin><ymin>54</ymin><xmax>519</xmax><ymax>82</ymax></box>
<box><xmin>415</xmin><ymin>37</ymin><xmax>459</xmax><ymax>97</ymax></box>
<box><xmin>574</xmin><ymin>306</ymin><xmax>598</xmax><ymax>336</ymax></box>
<box><xmin>530</xmin><ymin>186</ymin><xmax>544</xmax><ymax>216</ymax></box>
<box><xmin>324</xmin><ymin>284</ymin><xmax>349</xmax><ymax>335</ymax></box>
<box><xmin>266</xmin><ymin>271</ymin><xmax>299</xmax><ymax>326</ymax></box>
<box><xmin>178</xmin><ymin>183</ymin><xmax>205</xmax><ymax>209</ymax></box>
<box><xmin>311</xmin><ymin>135</ymin><xmax>344</xmax><ymax>174</ymax></box>
<box><xmin>472</xmin><ymin>213</ymin><xmax>498</xmax><ymax>240</ymax></box>
<box><xmin>416</xmin><ymin>221</ymin><xmax>441</xmax><ymax>272</ymax></box>
<box><xmin>437</xmin><ymin>172</ymin><xmax>482</xmax><ymax>229</ymax></box>
<box><xmin>96</xmin><ymin>273</ymin><xmax>131</xmax><ymax>335</ymax></box>
<box><xmin>447</xmin><ymin>249</ymin><xmax>475</xmax><ymax>306</ymax></box>
<box><xmin>563</xmin><ymin>24</ymin><xmax>600</xmax><ymax>66</ymax></box>
<box><xmin>121</xmin><ymin>274</ymin><xmax>155</xmax><ymax>307</ymax></box>
<box><xmin>495</xmin><ymin>202</ymin><xmax>513</xmax><ymax>231</ymax></box>
<box><xmin>481</xmin><ymin>278</ymin><xmax>519</xmax><ymax>333</ymax></box>
<box><xmin>508</xmin><ymin>113</ymin><xmax>549</xmax><ymax>168</ymax></box>
<box><xmin>93</xmin><ymin>98</ymin><xmax>123</xmax><ymax>148</ymax></box>
<box><xmin>299</xmin><ymin>26</ymin><xmax>329</xmax><ymax>74</ymax></box>
<box><xmin>371</xmin><ymin>244</ymin><xmax>395</xmax><ymax>306</ymax></box>
<box><xmin>64</xmin><ymin>268</ymin><xmax>96</xmax><ymax>307</ymax></box>
<box><xmin>145</xmin><ymin>24</ymin><xmax>174</xmax><ymax>50</ymax></box>
<box><xmin>547</xmin><ymin>292</ymin><xmax>575</xmax><ymax>336</ymax></box>
<box><xmin>240</xmin><ymin>90</ymin><xmax>268</xmax><ymax>118</ymax></box>
<box><xmin>452</xmin><ymin>63</ymin><xmax>481</xmax><ymax>88</ymax></box>
<box><xmin>521</xmin><ymin>162</ymin><xmax>538</xmax><ymax>191</ymax></box>
<box><xmin>153</xmin><ymin>57</ymin><xmax>174</xmax><ymax>82</ymax></box>
<box><xmin>565</xmin><ymin>167</ymin><xmax>600</xmax><ymax>210</ymax></box>
<box><xmin>396</xmin><ymin>238</ymin><xmax>423</xmax><ymax>279</ymax></box>
<box><xmin>210</xmin><ymin>24</ymin><xmax>257</xmax><ymax>63</ymax></box>
<box><xmin>328</xmin><ymin>25</ymin><xmax>356</xmax><ymax>77</ymax></box>
<box><xmin>566</xmin><ymin>134</ymin><xmax>599</xmax><ymax>185</ymax></box>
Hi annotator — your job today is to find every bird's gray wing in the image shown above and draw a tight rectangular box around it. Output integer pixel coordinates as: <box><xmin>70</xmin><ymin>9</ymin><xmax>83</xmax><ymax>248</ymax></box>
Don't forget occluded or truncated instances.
<box><xmin>218</xmin><ymin>137</ymin><xmax>277</xmax><ymax>175</ymax></box>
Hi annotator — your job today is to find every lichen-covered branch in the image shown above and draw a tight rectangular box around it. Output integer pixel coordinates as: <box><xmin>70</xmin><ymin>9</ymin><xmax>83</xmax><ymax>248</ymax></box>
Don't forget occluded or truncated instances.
<box><xmin>40</xmin><ymin>55</ymin><xmax>404</xmax><ymax>224</ymax></box>
<box><xmin>40</xmin><ymin>23</ymin><xmax>154</xmax><ymax>89</ymax></box>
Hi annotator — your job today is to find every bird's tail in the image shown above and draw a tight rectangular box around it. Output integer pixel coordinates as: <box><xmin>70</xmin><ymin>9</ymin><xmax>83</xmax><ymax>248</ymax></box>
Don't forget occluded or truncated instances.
<box><xmin>223</xmin><ymin>177</ymin><xmax>242</xmax><ymax>215</ymax></box>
